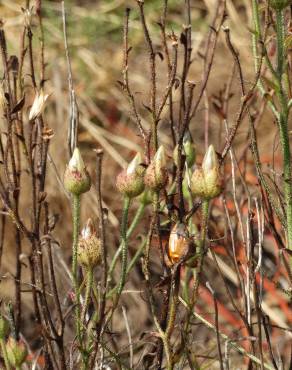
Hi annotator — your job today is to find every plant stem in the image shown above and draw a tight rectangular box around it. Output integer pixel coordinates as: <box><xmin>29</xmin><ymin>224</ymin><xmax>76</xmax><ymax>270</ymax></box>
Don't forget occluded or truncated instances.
<box><xmin>185</xmin><ymin>199</ymin><xmax>210</xmax><ymax>333</ymax></box>
<box><xmin>0</xmin><ymin>339</ymin><xmax>11</xmax><ymax>370</ymax></box>
<box><xmin>72</xmin><ymin>194</ymin><xmax>81</xmax><ymax>289</ymax></box>
<box><xmin>165</xmin><ymin>267</ymin><xmax>180</xmax><ymax>341</ymax></box>
<box><xmin>71</xmin><ymin>194</ymin><xmax>83</xmax><ymax>351</ymax></box>
<box><xmin>117</xmin><ymin>196</ymin><xmax>131</xmax><ymax>296</ymax></box>
<box><xmin>81</xmin><ymin>268</ymin><xmax>93</xmax><ymax>324</ymax></box>
<box><xmin>276</xmin><ymin>9</ymin><xmax>285</xmax><ymax>79</ymax></box>
<box><xmin>275</xmin><ymin>9</ymin><xmax>292</xmax><ymax>256</ymax></box>
<box><xmin>107</xmin><ymin>202</ymin><xmax>145</xmax><ymax>286</ymax></box>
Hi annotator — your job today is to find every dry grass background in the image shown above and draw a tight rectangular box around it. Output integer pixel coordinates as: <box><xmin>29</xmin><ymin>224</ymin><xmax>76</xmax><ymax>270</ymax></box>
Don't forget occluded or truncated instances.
<box><xmin>0</xmin><ymin>0</ymin><xmax>289</xmax><ymax>368</ymax></box>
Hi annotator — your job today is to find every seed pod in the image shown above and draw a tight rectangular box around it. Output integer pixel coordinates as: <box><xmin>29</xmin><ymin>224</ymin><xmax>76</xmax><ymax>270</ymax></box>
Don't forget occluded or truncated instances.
<box><xmin>144</xmin><ymin>146</ymin><xmax>168</xmax><ymax>191</ymax></box>
<box><xmin>168</xmin><ymin>223</ymin><xmax>190</xmax><ymax>265</ymax></box>
<box><xmin>191</xmin><ymin>145</ymin><xmax>223</xmax><ymax>199</ymax></box>
<box><xmin>64</xmin><ymin>148</ymin><xmax>91</xmax><ymax>196</ymax></box>
<box><xmin>77</xmin><ymin>219</ymin><xmax>101</xmax><ymax>268</ymax></box>
<box><xmin>190</xmin><ymin>168</ymin><xmax>206</xmax><ymax>198</ymax></box>
<box><xmin>173</xmin><ymin>132</ymin><xmax>196</xmax><ymax>168</ymax></box>
<box><xmin>6</xmin><ymin>337</ymin><xmax>28</xmax><ymax>368</ymax></box>
<box><xmin>116</xmin><ymin>153</ymin><xmax>145</xmax><ymax>198</ymax></box>
<box><xmin>0</xmin><ymin>314</ymin><xmax>9</xmax><ymax>340</ymax></box>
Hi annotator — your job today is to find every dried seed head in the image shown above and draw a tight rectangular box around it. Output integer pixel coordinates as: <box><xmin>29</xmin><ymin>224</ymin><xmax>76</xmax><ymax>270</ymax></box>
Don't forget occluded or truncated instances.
<box><xmin>0</xmin><ymin>314</ymin><xmax>9</xmax><ymax>340</ymax></box>
<box><xmin>168</xmin><ymin>223</ymin><xmax>190</xmax><ymax>265</ymax></box>
<box><xmin>191</xmin><ymin>145</ymin><xmax>223</xmax><ymax>199</ymax></box>
<box><xmin>64</xmin><ymin>148</ymin><xmax>91</xmax><ymax>195</ymax></box>
<box><xmin>22</xmin><ymin>7</ymin><xmax>33</xmax><ymax>28</ymax></box>
<box><xmin>77</xmin><ymin>219</ymin><xmax>101</xmax><ymax>268</ymax></box>
<box><xmin>144</xmin><ymin>146</ymin><xmax>168</xmax><ymax>191</ymax></box>
<box><xmin>269</xmin><ymin>0</ymin><xmax>292</xmax><ymax>10</ymax></box>
<box><xmin>29</xmin><ymin>90</ymin><xmax>49</xmax><ymax>121</ymax></box>
<box><xmin>6</xmin><ymin>337</ymin><xmax>28</xmax><ymax>368</ymax></box>
<box><xmin>116</xmin><ymin>152</ymin><xmax>145</xmax><ymax>198</ymax></box>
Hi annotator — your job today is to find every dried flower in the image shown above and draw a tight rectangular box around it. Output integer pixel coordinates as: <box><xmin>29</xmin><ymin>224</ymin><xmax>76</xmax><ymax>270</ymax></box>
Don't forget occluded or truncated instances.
<box><xmin>168</xmin><ymin>223</ymin><xmax>190</xmax><ymax>265</ymax></box>
<box><xmin>6</xmin><ymin>337</ymin><xmax>28</xmax><ymax>368</ymax></box>
<box><xmin>22</xmin><ymin>7</ymin><xmax>33</xmax><ymax>28</ymax></box>
<box><xmin>191</xmin><ymin>145</ymin><xmax>223</xmax><ymax>199</ymax></box>
<box><xmin>64</xmin><ymin>148</ymin><xmax>91</xmax><ymax>195</ymax></box>
<box><xmin>0</xmin><ymin>314</ymin><xmax>9</xmax><ymax>340</ymax></box>
<box><xmin>144</xmin><ymin>146</ymin><xmax>168</xmax><ymax>191</ymax></box>
<box><xmin>116</xmin><ymin>152</ymin><xmax>145</xmax><ymax>198</ymax></box>
<box><xmin>29</xmin><ymin>90</ymin><xmax>49</xmax><ymax>121</ymax></box>
<box><xmin>77</xmin><ymin>219</ymin><xmax>101</xmax><ymax>268</ymax></box>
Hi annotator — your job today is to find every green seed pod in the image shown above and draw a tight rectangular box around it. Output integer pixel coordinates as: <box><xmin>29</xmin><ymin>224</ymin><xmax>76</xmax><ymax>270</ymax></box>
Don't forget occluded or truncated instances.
<box><xmin>116</xmin><ymin>153</ymin><xmax>145</xmax><ymax>198</ymax></box>
<box><xmin>64</xmin><ymin>148</ymin><xmax>91</xmax><ymax>196</ymax></box>
<box><xmin>144</xmin><ymin>146</ymin><xmax>168</xmax><ymax>191</ymax></box>
<box><xmin>173</xmin><ymin>133</ymin><xmax>196</xmax><ymax>169</ymax></box>
<box><xmin>190</xmin><ymin>168</ymin><xmax>206</xmax><ymax>198</ymax></box>
<box><xmin>0</xmin><ymin>314</ymin><xmax>9</xmax><ymax>340</ymax></box>
<box><xmin>6</xmin><ymin>337</ymin><xmax>28</xmax><ymax>368</ymax></box>
<box><xmin>191</xmin><ymin>145</ymin><xmax>223</xmax><ymax>200</ymax></box>
<box><xmin>77</xmin><ymin>219</ymin><xmax>101</xmax><ymax>268</ymax></box>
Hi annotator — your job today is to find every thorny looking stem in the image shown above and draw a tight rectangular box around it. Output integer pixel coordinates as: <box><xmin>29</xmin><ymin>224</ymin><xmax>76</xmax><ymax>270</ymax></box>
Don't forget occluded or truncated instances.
<box><xmin>275</xmin><ymin>9</ymin><xmax>292</xmax><ymax>257</ymax></box>
<box><xmin>107</xmin><ymin>202</ymin><xmax>146</xmax><ymax>287</ymax></box>
<box><xmin>71</xmin><ymin>194</ymin><xmax>83</xmax><ymax>354</ymax></box>
<box><xmin>117</xmin><ymin>196</ymin><xmax>131</xmax><ymax>297</ymax></box>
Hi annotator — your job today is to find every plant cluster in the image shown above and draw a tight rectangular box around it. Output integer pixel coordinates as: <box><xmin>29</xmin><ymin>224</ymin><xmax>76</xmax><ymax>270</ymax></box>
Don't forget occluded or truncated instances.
<box><xmin>0</xmin><ymin>0</ymin><xmax>291</xmax><ymax>369</ymax></box>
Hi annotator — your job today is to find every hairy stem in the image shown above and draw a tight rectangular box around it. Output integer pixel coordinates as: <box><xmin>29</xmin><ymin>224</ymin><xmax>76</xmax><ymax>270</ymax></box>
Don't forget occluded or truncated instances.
<box><xmin>71</xmin><ymin>194</ymin><xmax>83</xmax><ymax>352</ymax></box>
<box><xmin>107</xmin><ymin>202</ymin><xmax>145</xmax><ymax>286</ymax></box>
<box><xmin>275</xmin><ymin>9</ymin><xmax>292</xmax><ymax>256</ymax></box>
<box><xmin>117</xmin><ymin>196</ymin><xmax>131</xmax><ymax>296</ymax></box>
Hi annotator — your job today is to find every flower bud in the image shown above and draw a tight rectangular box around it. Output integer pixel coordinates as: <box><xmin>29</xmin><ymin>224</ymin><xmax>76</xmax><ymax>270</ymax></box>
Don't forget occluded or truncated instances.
<box><xmin>6</xmin><ymin>337</ymin><xmax>28</xmax><ymax>368</ymax></box>
<box><xmin>77</xmin><ymin>219</ymin><xmax>101</xmax><ymax>268</ymax></box>
<box><xmin>64</xmin><ymin>148</ymin><xmax>91</xmax><ymax>195</ymax></box>
<box><xmin>269</xmin><ymin>0</ymin><xmax>292</xmax><ymax>10</ymax></box>
<box><xmin>190</xmin><ymin>168</ymin><xmax>206</xmax><ymax>198</ymax></box>
<box><xmin>168</xmin><ymin>223</ymin><xmax>190</xmax><ymax>265</ymax></box>
<box><xmin>191</xmin><ymin>145</ymin><xmax>223</xmax><ymax>199</ymax></box>
<box><xmin>0</xmin><ymin>314</ymin><xmax>9</xmax><ymax>340</ymax></box>
<box><xmin>116</xmin><ymin>153</ymin><xmax>145</xmax><ymax>198</ymax></box>
<box><xmin>144</xmin><ymin>146</ymin><xmax>168</xmax><ymax>191</ymax></box>
<box><xmin>173</xmin><ymin>133</ymin><xmax>196</xmax><ymax>168</ymax></box>
<box><xmin>29</xmin><ymin>90</ymin><xmax>49</xmax><ymax>121</ymax></box>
